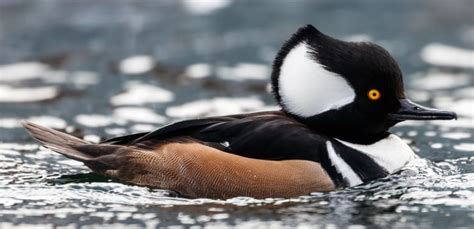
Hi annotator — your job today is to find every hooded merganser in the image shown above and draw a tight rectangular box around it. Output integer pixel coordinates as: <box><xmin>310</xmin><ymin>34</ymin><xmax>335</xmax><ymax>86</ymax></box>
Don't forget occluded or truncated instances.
<box><xmin>23</xmin><ymin>25</ymin><xmax>457</xmax><ymax>199</ymax></box>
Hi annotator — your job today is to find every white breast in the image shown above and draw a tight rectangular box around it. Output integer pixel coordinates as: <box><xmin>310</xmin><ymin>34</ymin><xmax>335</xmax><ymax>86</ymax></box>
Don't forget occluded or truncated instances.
<box><xmin>336</xmin><ymin>134</ymin><xmax>416</xmax><ymax>173</ymax></box>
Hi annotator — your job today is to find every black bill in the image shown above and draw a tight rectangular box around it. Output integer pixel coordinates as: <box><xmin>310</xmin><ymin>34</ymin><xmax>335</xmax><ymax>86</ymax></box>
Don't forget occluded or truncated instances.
<box><xmin>389</xmin><ymin>99</ymin><xmax>457</xmax><ymax>121</ymax></box>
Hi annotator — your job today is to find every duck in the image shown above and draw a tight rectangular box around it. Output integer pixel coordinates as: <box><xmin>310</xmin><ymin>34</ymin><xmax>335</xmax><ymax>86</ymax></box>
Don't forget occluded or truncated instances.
<box><xmin>23</xmin><ymin>25</ymin><xmax>457</xmax><ymax>199</ymax></box>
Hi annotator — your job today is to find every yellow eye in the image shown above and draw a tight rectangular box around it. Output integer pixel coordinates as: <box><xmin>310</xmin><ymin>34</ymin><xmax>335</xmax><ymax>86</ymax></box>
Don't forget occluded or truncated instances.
<box><xmin>368</xmin><ymin>89</ymin><xmax>381</xmax><ymax>101</ymax></box>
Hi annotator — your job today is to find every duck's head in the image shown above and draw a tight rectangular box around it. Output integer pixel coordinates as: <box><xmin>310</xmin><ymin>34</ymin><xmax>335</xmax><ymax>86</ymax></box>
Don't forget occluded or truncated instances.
<box><xmin>272</xmin><ymin>25</ymin><xmax>457</xmax><ymax>144</ymax></box>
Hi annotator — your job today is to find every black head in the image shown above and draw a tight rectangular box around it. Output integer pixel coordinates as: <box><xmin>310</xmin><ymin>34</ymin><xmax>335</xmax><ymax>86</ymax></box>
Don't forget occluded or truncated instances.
<box><xmin>271</xmin><ymin>25</ymin><xmax>456</xmax><ymax>144</ymax></box>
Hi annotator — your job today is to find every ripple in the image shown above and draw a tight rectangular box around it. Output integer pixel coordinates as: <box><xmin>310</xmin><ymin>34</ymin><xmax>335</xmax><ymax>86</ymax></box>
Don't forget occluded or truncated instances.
<box><xmin>110</xmin><ymin>82</ymin><xmax>174</xmax><ymax>106</ymax></box>
<box><xmin>0</xmin><ymin>118</ymin><xmax>21</xmax><ymax>129</ymax></box>
<box><xmin>104</xmin><ymin>128</ymin><xmax>127</xmax><ymax>136</ymax></box>
<box><xmin>0</xmin><ymin>62</ymin><xmax>50</xmax><ymax>82</ymax></box>
<box><xmin>434</xmin><ymin>98</ymin><xmax>474</xmax><ymax>118</ymax></box>
<box><xmin>1</xmin><ymin>117</ymin><xmax>68</xmax><ymax>129</ymax></box>
<box><xmin>165</xmin><ymin>97</ymin><xmax>268</xmax><ymax>118</ymax></box>
<box><xmin>454</xmin><ymin>87</ymin><xmax>474</xmax><ymax>99</ymax></box>
<box><xmin>343</xmin><ymin>34</ymin><xmax>372</xmax><ymax>42</ymax></box>
<box><xmin>26</xmin><ymin>116</ymin><xmax>67</xmax><ymax>129</ymax></box>
<box><xmin>75</xmin><ymin>114</ymin><xmax>115</xmax><ymax>127</ymax></box>
<box><xmin>0</xmin><ymin>144</ymin><xmax>472</xmax><ymax>228</ymax></box>
<box><xmin>441</xmin><ymin>132</ymin><xmax>472</xmax><ymax>140</ymax></box>
<box><xmin>82</xmin><ymin>135</ymin><xmax>101</xmax><ymax>143</ymax></box>
<box><xmin>43</xmin><ymin>70</ymin><xmax>100</xmax><ymax>89</ymax></box>
<box><xmin>0</xmin><ymin>62</ymin><xmax>99</xmax><ymax>91</ymax></box>
<box><xmin>181</xmin><ymin>0</ymin><xmax>232</xmax><ymax>15</ymax></box>
<box><xmin>420</xmin><ymin>43</ymin><xmax>474</xmax><ymax>69</ymax></box>
<box><xmin>453</xmin><ymin>143</ymin><xmax>474</xmax><ymax>152</ymax></box>
<box><xmin>113</xmin><ymin>107</ymin><xmax>167</xmax><ymax>124</ymax></box>
<box><xmin>118</xmin><ymin>55</ymin><xmax>155</xmax><ymax>75</ymax></box>
<box><xmin>185</xmin><ymin>63</ymin><xmax>212</xmax><ymax>79</ymax></box>
<box><xmin>130</xmin><ymin>124</ymin><xmax>156</xmax><ymax>132</ymax></box>
<box><xmin>0</xmin><ymin>143</ymin><xmax>38</xmax><ymax>151</ymax></box>
<box><xmin>411</xmin><ymin>71</ymin><xmax>471</xmax><ymax>90</ymax></box>
<box><xmin>0</xmin><ymin>85</ymin><xmax>59</xmax><ymax>103</ymax></box>
<box><xmin>430</xmin><ymin>143</ymin><xmax>443</xmax><ymax>149</ymax></box>
<box><xmin>216</xmin><ymin>63</ymin><xmax>270</xmax><ymax>81</ymax></box>
<box><xmin>430</xmin><ymin>118</ymin><xmax>474</xmax><ymax>129</ymax></box>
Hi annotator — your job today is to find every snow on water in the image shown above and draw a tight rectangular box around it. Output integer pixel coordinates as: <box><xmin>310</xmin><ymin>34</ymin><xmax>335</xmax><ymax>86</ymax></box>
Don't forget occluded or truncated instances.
<box><xmin>420</xmin><ymin>43</ymin><xmax>474</xmax><ymax>69</ymax></box>
<box><xmin>0</xmin><ymin>62</ymin><xmax>50</xmax><ymax>82</ymax></box>
<box><xmin>0</xmin><ymin>85</ymin><xmax>59</xmax><ymax>103</ymax></box>
<box><xmin>410</xmin><ymin>71</ymin><xmax>471</xmax><ymax>90</ymax></box>
<box><xmin>181</xmin><ymin>0</ymin><xmax>232</xmax><ymax>15</ymax></box>
<box><xmin>110</xmin><ymin>81</ymin><xmax>174</xmax><ymax>106</ymax></box>
<box><xmin>165</xmin><ymin>97</ymin><xmax>269</xmax><ymax>119</ymax></box>
<box><xmin>118</xmin><ymin>55</ymin><xmax>155</xmax><ymax>75</ymax></box>
<box><xmin>216</xmin><ymin>63</ymin><xmax>270</xmax><ymax>81</ymax></box>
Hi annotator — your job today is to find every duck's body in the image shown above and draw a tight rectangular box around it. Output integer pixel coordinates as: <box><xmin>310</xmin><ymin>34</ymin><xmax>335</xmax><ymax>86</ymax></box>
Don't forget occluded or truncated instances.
<box><xmin>23</xmin><ymin>111</ymin><xmax>413</xmax><ymax>198</ymax></box>
<box><xmin>24</xmin><ymin>119</ymin><xmax>335</xmax><ymax>199</ymax></box>
<box><xmin>23</xmin><ymin>25</ymin><xmax>456</xmax><ymax>199</ymax></box>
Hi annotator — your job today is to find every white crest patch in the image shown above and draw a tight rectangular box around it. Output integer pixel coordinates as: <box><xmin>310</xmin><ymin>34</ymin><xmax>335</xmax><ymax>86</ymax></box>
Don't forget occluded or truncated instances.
<box><xmin>336</xmin><ymin>134</ymin><xmax>416</xmax><ymax>173</ymax></box>
<box><xmin>326</xmin><ymin>141</ymin><xmax>363</xmax><ymax>186</ymax></box>
<box><xmin>278</xmin><ymin>43</ymin><xmax>356</xmax><ymax>117</ymax></box>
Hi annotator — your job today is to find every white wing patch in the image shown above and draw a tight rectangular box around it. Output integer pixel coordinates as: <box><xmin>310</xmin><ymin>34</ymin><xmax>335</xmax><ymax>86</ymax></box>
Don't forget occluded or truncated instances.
<box><xmin>278</xmin><ymin>43</ymin><xmax>356</xmax><ymax>117</ymax></box>
<box><xmin>220</xmin><ymin>141</ymin><xmax>230</xmax><ymax>148</ymax></box>
<box><xmin>336</xmin><ymin>134</ymin><xmax>416</xmax><ymax>173</ymax></box>
<box><xmin>326</xmin><ymin>141</ymin><xmax>363</xmax><ymax>186</ymax></box>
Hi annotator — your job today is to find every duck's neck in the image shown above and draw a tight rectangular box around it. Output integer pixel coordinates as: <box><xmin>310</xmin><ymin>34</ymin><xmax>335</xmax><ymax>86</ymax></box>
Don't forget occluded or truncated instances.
<box><xmin>287</xmin><ymin>111</ymin><xmax>391</xmax><ymax>144</ymax></box>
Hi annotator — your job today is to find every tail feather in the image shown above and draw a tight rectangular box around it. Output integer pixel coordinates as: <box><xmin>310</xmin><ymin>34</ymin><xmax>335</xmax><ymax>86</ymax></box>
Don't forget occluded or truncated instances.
<box><xmin>22</xmin><ymin>121</ymin><xmax>93</xmax><ymax>162</ymax></box>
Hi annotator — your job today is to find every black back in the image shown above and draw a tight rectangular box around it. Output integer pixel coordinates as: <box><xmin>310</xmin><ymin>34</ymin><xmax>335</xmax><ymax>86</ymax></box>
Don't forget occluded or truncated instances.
<box><xmin>103</xmin><ymin>111</ymin><xmax>326</xmax><ymax>162</ymax></box>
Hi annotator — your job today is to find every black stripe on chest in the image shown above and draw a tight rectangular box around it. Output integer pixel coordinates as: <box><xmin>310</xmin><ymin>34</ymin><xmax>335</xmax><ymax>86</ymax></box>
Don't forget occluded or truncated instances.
<box><xmin>323</xmin><ymin>140</ymin><xmax>389</xmax><ymax>187</ymax></box>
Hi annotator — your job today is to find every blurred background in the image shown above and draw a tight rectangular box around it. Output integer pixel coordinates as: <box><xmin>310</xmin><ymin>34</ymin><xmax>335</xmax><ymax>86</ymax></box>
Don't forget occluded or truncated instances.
<box><xmin>0</xmin><ymin>0</ymin><xmax>473</xmax><ymax>228</ymax></box>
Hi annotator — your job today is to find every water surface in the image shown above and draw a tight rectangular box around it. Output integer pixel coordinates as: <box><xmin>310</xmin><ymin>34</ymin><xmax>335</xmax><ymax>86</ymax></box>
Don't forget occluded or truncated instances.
<box><xmin>0</xmin><ymin>0</ymin><xmax>473</xmax><ymax>228</ymax></box>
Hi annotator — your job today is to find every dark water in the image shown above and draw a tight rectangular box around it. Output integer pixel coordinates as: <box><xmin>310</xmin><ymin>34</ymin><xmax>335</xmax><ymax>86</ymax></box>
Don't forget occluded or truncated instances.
<box><xmin>0</xmin><ymin>0</ymin><xmax>473</xmax><ymax>228</ymax></box>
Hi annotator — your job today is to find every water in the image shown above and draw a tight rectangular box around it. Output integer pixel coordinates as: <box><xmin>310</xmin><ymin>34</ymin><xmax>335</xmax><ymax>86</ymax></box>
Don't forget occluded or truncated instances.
<box><xmin>0</xmin><ymin>0</ymin><xmax>473</xmax><ymax>228</ymax></box>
